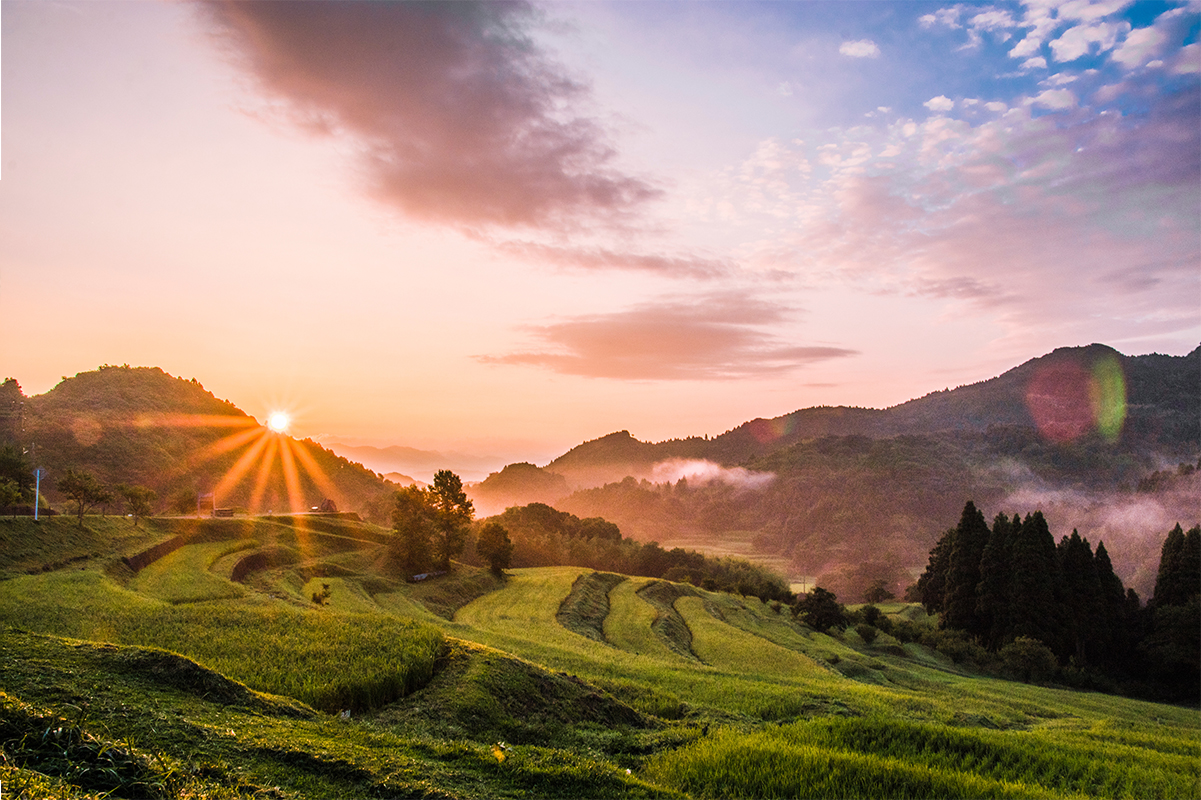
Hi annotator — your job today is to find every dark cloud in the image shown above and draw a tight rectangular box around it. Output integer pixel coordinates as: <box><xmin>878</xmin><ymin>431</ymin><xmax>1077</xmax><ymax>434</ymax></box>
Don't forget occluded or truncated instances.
<box><xmin>478</xmin><ymin>294</ymin><xmax>857</xmax><ymax>379</ymax></box>
<box><xmin>201</xmin><ymin>1</ymin><xmax>659</xmax><ymax>230</ymax></box>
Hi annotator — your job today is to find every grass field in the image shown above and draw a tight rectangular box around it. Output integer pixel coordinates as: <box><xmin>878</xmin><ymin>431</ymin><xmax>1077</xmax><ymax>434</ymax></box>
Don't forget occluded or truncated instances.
<box><xmin>1</xmin><ymin>514</ymin><xmax>1197</xmax><ymax>799</ymax></box>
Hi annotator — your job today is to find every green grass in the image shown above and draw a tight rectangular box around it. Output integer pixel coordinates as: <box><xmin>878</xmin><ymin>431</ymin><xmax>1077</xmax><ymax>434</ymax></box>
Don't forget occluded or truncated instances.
<box><xmin>644</xmin><ymin>715</ymin><xmax>1201</xmax><ymax>799</ymax></box>
<box><xmin>131</xmin><ymin>540</ymin><xmax>257</xmax><ymax>602</ymax></box>
<box><xmin>2</xmin><ymin>515</ymin><xmax>1199</xmax><ymax>799</ymax></box>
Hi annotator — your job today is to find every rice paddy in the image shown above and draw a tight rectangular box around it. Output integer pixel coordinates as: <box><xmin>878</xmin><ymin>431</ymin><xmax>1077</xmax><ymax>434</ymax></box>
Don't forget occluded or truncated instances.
<box><xmin>1</xmin><ymin>514</ymin><xmax>1197</xmax><ymax>798</ymax></box>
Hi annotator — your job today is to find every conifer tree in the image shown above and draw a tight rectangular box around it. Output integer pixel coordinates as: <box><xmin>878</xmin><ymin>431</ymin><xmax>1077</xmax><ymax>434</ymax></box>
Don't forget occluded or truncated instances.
<box><xmin>1093</xmin><ymin>541</ymin><xmax>1131</xmax><ymax>669</ymax></box>
<box><xmin>976</xmin><ymin>513</ymin><xmax>1015</xmax><ymax>650</ymax></box>
<box><xmin>1007</xmin><ymin>512</ymin><xmax>1062</xmax><ymax>652</ymax></box>
<box><xmin>915</xmin><ymin>528</ymin><xmax>954</xmax><ymax>615</ymax></box>
<box><xmin>1058</xmin><ymin>530</ymin><xmax>1102</xmax><ymax>664</ymax></box>
<box><xmin>942</xmin><ymin>501</ymin><xmax>990</xmax><ymax>636</ymax></box>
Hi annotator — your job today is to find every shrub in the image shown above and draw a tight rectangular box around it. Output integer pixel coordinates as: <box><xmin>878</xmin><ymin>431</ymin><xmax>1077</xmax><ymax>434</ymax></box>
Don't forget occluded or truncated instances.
<box><xmin>855</xmin><ymin>624</ymin><xmax>878</xmax><ymax>644</ymax></box>
<box><xmin>999</xmin><ymin>636</ymin><xmax>1057</xmax><ymax>683</ymax></box>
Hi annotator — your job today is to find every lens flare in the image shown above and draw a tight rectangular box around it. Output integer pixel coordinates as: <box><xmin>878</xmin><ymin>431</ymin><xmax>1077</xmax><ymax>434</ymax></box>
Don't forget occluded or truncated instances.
<box><xmin>1025</xmin><ymin>352</ymin><xmax>1126</xmax><ymax>444</ymax></box>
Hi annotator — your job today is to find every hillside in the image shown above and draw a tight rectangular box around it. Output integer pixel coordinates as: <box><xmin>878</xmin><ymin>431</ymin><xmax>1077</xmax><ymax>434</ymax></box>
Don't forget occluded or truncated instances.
<box><xmin>3</xmin><ymin>366</ymin><xmax>396</xmax><ymax>520</ymax></box>
<box><xmin>0</xmin><ymin>514</ymin><xmax>1197</xmax><ymax>799</ymax></box>
<box><xmin>479</xmin><ymin>345</ymin><xmax>1201</xmax><ymax>600</ymax></box>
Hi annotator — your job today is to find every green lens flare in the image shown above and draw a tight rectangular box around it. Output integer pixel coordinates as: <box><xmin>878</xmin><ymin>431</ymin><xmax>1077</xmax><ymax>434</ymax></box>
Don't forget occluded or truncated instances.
<box><xmin>1091</xmin><ymin>354</ymin><xmax>1126</xmax><ymax>443</ymax></box>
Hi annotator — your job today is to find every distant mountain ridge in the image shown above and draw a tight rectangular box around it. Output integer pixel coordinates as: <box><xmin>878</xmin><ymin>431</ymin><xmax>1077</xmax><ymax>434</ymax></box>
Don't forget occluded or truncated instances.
<box><xmin>543</xmin><ymin>344</ymin><xmax>1198</xmax><ymax>484</ymax></box>
<box><xmin>4</xmin><ymin>366</ymin><xmax>395</xmax><ymax>520</ymax></box>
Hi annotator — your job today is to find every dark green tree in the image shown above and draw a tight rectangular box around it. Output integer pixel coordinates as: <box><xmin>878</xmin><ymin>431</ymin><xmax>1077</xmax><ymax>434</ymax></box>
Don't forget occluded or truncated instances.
<box><xmin>476</xmin><ymin>521</ymin><xmax>514</xmax><ymax>575</ymax></box>
<box><xmin>391</xmin><ymin>485</ymin><xmax>435</xmax><ymax>577</ymax></box>
<box><xmin>1142</xmin><ymin>524</ymin><xmax>1201</xmax><ymax>702</ymax></box>
<box><xmin>428</xmin><ymin>470</ymin><xmax>474</xmax><ymax>571</ymax></box>
<box><xmin>942</xmin><ymin>501</ymin><xmax>990</xmax><ymax>636</ymax></box>
<box><xmin>1007</xmin><ymin>512</ymin><xmax>1062</xmax><ymax>651</ymax></box>
<box><xmin>115</xmin><ymin>484</ymin><xmax>156</xmax><ymax>527</ymax></box>
<box><xmin>975</xmin><ymin>513</ymin><xmax>1015</xmax><ymax>650</ymax></box>
<box><xmin>1058</xmin><ymin>530</ymin><xmax>1103</xmax><ymax>664</ymax></box>
<box><xmin>795</xmin><ymin>586</ymin><xmax>848</xmax><ymax>634</ymax></box>
<box><xmin>57</xmin><ymin>469</ymin><xmax>113</xmax><ymax>527</ymax></box>
<box><xmin>170</xmin><ymin>487</ymin><xmax>199</xmax><ymax>516</ymax></box>
<box><xmin>1093</xmin><ymin>541</ymin><xmax>1133</xmax><ymax>670</ymax></box>
<box><xmin>0</xmin><ymin>445</ymin><xmax>32</xmax><ymax>498</ymax></box>
<box><xmin>0</xmin><ymin>477</ymin><xmax>22</xmax><ymax>517</ymax></box>
<box><xmin>914</xmin><ymin>528</ymin><xmax>954</xmax><ymax>615</ymax></box>
<box><xmin>863</xmin><ymin>579</ymin><xmax>895</xmax><ymax>604</ymax></box>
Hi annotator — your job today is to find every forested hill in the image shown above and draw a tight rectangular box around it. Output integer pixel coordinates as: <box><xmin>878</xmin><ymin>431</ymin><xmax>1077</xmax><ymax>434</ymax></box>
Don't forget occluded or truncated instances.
<box><xmin>2</xmin><ymin>366</ymin><xmax>394</xmax><ymax>518</ymax></box>
<box><xmin>549</xmin><ymin>344</ymin><xmax>1199</xmax><ymax>479</ymax></box>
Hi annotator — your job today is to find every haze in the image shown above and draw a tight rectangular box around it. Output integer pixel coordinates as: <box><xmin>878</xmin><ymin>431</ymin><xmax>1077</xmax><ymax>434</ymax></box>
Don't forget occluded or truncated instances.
<box><xmin>2</xmin><ymin>0</ymin><xmax>1197</xmax><ymax>461</ymax></box>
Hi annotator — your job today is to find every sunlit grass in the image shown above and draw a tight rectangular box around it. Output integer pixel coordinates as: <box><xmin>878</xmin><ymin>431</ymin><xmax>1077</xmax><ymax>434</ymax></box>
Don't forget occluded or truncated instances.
<box><xmin>130</xmin><ymin>540</ymin><xmax>257</xmax><ymax>603</ymax></box>
<box><xmin>644</xmin><ymin>715</ymin><xmax>1201</xmax><ymax>799</ymax></box>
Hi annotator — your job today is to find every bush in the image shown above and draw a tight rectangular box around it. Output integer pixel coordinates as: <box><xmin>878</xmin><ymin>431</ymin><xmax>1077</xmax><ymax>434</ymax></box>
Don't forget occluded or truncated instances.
<box><xmin>855</xmin><ymin>624</ymin><xmax>878</xmax><ymax>644</ymax></box>
<box><xmin>999</xmin><ymin>636</ymin><xmax>1057</xmax><ymax>683</ymax></box>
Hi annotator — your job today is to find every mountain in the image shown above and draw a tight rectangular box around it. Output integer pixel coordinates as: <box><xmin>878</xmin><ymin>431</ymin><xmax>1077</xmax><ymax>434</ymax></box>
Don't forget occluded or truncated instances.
<box><xmin>529</xmin><ymin>344</ymin><xmax>1200</xmax><ymax>600</ymax></box>
<box><xmin>5</xmin><ymin>366</ymin><xmax>395</xmax><ymax>520</ymax></box>
<box><xmin>323</xmin><ymin>442</ymin><xmax>504</xmax><ymax>483</ymax></box>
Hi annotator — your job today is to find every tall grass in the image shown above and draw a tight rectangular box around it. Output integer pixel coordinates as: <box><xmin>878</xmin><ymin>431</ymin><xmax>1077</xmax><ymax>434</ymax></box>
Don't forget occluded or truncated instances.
<box><xmin>644</xmin><ymin>716</ymin><xmax>1201</xmax><ymax>799</ymax></box>
<box><xmin>0</xmin><ymin>570</ymin><xmax>444</xmax><ymax>712</ymax></box>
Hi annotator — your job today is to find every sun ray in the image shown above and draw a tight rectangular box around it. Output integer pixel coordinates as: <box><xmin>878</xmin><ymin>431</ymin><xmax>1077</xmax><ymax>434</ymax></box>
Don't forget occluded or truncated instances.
<box><xmin>188</xmin><ymin>426</ymin><xmax>268</xmax><ymax>469</ymax></box>
<box><xmin>249</xmin><ymin>435</ymin><xmax>280</xmax><ymax>511</ymax></box>
<box><xmin>279</xmin><ymin>436</ymin><xmax>304</xmax><ymax>512</ymax></box>
<box><xmin>289</xmin><ymin>438</ymin><xmax>343</xmax><ymax>508</ymax></box>
<box><xmin>211</xmin><ymin>429</ymin><xmax>271</xmax><ymax>505</ymax></box>
<box><xmin>133</xmin><ymin>413</ymin><xmax>258</xmax><ymax>430</ymax></box>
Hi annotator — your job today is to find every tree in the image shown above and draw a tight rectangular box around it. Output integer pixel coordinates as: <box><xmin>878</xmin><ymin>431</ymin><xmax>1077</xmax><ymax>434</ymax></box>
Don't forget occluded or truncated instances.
<box><xmin>795</xmin><ymin>586</ymin><xmax>847</xmax><ymax>634</ymax></box>
<box><xmin>57</xmin><ymin>469</ymin><xmax>113</xmax><ymax>527</ymax></box>
<box><xmin>975</xmin><ymin>513</ymin><xmax>1016</xmax><ymax>650</ymax></box>
<box><xmin>1007</xmin><ymin>512</ymin><xmax>1063</xmax><ymax>651</ymax></box>
<box><xmin>0</xmin><ymin>445</ymin><xmax>32</xmax><ymax>498</ymax></box>
<box><xmin>999</xmin><ymin>636</ymin><xmax>1058</xmax><ymax>683</ymax></box>
<box><xmin>914</xmin><ymin>528</ymin><xmax>953</xmax><ymax>615</ymax></box>
<box><xmin>476</xmin><ymin>521</ymin><xmax>514</xmax><ymax>575</ymax></box>
<box><xmin>116</xmin><ymin>484</ymin><xmax>156</xmax><ymax>528</ymax></box>
<box><xmin>391</xmin><ymin>485</ymin><xmax>435</xmax><ymax>576</ymax></box>
<box><xmin>170</xmin><ymin>487</ymin><xmax>199</xmax><ymax>516</ymax></box>
<box><xmin>863</xmin><ymin>579</ymin><xmax>895</xmax><ymax>604</ymax></box>
<box><xmin>427</xmin><ymin>470</ymin><xmax>474</xmax><ymax>571</ymax></box>
<box><xmin>942</xmin><ymin>501</ymin><xmax>990</xmax><ymax>636</ymax></box>
<box><xmin>0</xmin><ymin>477</ymin><xmax>22</xmax><ymax>518</ymax></box>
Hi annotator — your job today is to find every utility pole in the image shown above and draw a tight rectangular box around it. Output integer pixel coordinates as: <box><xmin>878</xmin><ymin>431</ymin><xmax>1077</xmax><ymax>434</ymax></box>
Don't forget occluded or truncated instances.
<box><xmin>34</xmin><ymin>467</ymin><xmax>43</xmax><ymax>522</ymax></box>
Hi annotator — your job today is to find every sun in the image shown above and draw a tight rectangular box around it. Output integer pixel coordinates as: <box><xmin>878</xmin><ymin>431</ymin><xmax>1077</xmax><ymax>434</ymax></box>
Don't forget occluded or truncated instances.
<box><xmin>267</xmin><ymin>411</ymin><xmax>291</xmax><ymax>433</ymax></box>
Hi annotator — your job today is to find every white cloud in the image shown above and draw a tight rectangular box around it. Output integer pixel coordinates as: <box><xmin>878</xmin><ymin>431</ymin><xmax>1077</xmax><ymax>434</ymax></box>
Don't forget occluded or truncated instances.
<box><xmin>985</xmin><ymin>101</ymin><xmax>1009</xmax><ymax>112</ymax></box>
<box><xmin>1050</xmin><ymin>21</ymin><xmax>1130</xmax><ymax>61</ymax></box>
<box><xmin>1022</xmin><ymin>56</ymin><xmax>1049</xmax><ymax>70</ymax></box>
<box><xmin>924</xmin><ymin>95</ymin><xmax>955</xmax><ymax>112</ymax></box>
<box><xmin>1055</xmin><ymin>0</ymin><xmax>1134</xmax><ymax>23</ymax></box>
<box><xmin>1111</xmin><ymin>26</ymin><xmax>1167</xmax><ymax>68</ymax></box>
<box><xmin>1171</xmin><ymin>42</ymin><xmax>1201</xmax><ymax>74</ymax></box>
<box><xmin>970</xmin><ymin>9</ymin><xmax>1018</xmax><ymax>31</ymax></box>
<box><xmin>840</xmin><ymin>39</ymin><xmax>881</xmax><ymax>58</ymax></box>
<box><xmin>920</xmin><ymin>7</ymin><xmax>963</xmax><ymax>29</ymax></box>
<box><xmin>1030</xmin><ymin>88</ymin><xmax>1078</xmax><ymax>109</ymax></box>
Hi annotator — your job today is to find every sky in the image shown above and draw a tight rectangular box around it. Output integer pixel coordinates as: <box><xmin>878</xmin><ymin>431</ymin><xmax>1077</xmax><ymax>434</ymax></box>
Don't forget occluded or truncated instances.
<box><xmin>2</xmin><ymin>0</ymin><xmax>1198</xmax><ymax>464</ymax></box>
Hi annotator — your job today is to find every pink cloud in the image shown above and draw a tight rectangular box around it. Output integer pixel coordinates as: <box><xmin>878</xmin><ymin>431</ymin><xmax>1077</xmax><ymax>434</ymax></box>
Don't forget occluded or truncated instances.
<box><xmin>200</xmin><ymin>1</ymin><xmax>659</xmax><ymax>231</ymax></box>
<box><xmin>478</xmin><ymin>294</ymin><xmax>858</xmax><ymax>379</ymax></box>
<box><xmin>495</xmin><ymin>241</ymin><xmax>730</xmax><ymax>279</ymax></box>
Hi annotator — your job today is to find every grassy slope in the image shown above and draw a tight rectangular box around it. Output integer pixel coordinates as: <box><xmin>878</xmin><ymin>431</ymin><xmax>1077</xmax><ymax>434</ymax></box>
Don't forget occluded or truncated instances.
<box><xmin>1</xmin><ymin>514</ymin><xmax>1198</xmax><ymax>799</ymax></box>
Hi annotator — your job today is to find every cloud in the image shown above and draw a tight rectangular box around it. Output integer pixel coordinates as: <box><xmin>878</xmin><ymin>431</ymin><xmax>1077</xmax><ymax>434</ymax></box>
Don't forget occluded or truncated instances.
<box><xmin>1171</xmin><ymin>42</ymin><xmax>1201</xmax><ymax>74</ymax></box>
<box><xmin>496</xmin><ymin>241</ymin><xmax>730</xmax><ymax>279</ymax></box>
<box><xmin>1029</xmin><ymin>88</ymin><xmax>1078</xmax><ymax>108</ymax></box>
<box><xmin>733</xmin><ymin>80</ymin><xmax>1200</xmax><ymax>352</ymax></box>
<box><xmin>1049</xmin><ymin>20</ymin><xmax>1130</xmax><ymax>61</ymax></box>
<box><xmin>924</xmin><ymin>95</ymin><xmax>956</xmax><ymax>112</ymax></box>
<box><xmin>200</xmin><ymin>1</ymin><xmax>658</xmax><ymax>231</ymax></box>
<box><xmin>1111</xmin><ymin>26</ymin><xmax>1167</xmax><ymax>68</ymax></box>
<box><xmin>1021</xmin><ymin>56</ymin><xmax>1049</xmax><ymax>70</ymax></box>
<box><xmin>650</xmin><ymin>458</ymin><xmax>775</xmax><ymax>489</ymax></box>
<box><xmin>478</xmin><ymin>294</ymin><xmax>858</xmax><ymax>380</ymax></box>
<box><xmin>919</xmin><ymin>8</ymin><xmax>962</xmax><ymax>29</ymax></box>
<box><xmin>839</xmin><ymin>39</ymin><xmax>881</xmax><ymax>58</ymax></box>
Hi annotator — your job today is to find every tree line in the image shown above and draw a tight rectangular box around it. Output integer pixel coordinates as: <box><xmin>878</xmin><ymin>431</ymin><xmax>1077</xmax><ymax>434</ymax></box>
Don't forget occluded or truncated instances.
<box><xmin>913</xmin><ymin>501</ymin><xmax>1199</xmax><ymax>702</ymax></box>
